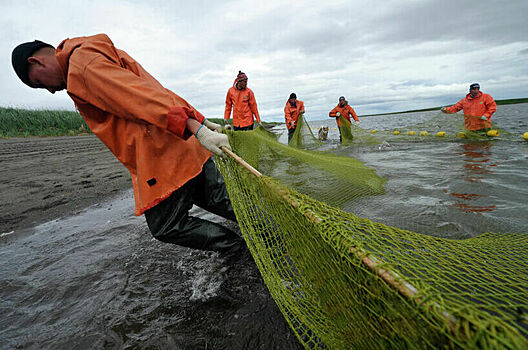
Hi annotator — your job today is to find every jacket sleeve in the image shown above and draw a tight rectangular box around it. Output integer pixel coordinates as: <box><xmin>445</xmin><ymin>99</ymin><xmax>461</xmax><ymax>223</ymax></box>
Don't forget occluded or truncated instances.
<box><xmin>79</xmin><ymin>54</ymin><xmax>204</xmax><ymax>140</ymax></box>
<box><xmin>446</xmin><ymin>98</ymin><xmax>464</xmax><ymax>114</ymax></box>
<box><xmin>329</xmin><ymin>106</ymin><xmax>338</xmax><ymax>117</ymax></box>
<box><xmin>249</xmin><ymin>90</ymin><xmax>261</xmax><ymax>123</ymax></box>
<box><xmin>484</xmin><ymin>95</ymin><xmax>497</xmax><ymax>118</ymax></box>
<box><xmin>348</xmin><ymin>106</ymin><xmax>359</xmax><ymax>122</ymax></box>
<box><xmin>284</xmin><ymin>104</ymin><xmax>293</xmax><ymax>126</ymax></box>
<box><xmin>224</xmin><ymin>90</ymin><xmax>232</xmax><ymax>120</ymax></box>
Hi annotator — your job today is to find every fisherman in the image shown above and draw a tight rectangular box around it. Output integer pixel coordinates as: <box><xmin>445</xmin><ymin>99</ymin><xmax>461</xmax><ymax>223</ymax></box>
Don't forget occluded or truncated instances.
<box><xmin>284</xmin><ymin>93</ymin><xmax>305</xmax><ymax>143</ymax></box>
<box><xmin>11</xmin><ymin>34</ymin><xmax>244</xmax><ymax>254</ymax></box>
<box><xmin>224</xmin><ymin>71</ymin><xmax>262</xmax><ymax>131</ymax></box>
<box><xmin>441</xmin><ymin>83</ymin><xmax>497</xmax><ymax>132</ymax></box>
<box><xmin>329</xmin><ymin>96</ymin><xmax>359</xmax><ymax>142</ymax></box>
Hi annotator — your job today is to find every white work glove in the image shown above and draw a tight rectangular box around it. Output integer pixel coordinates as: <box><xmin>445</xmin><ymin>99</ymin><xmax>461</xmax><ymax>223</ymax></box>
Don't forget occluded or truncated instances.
<box><xmin>289</xmin><ymin>121</ymin><xmax>295</xmax><ymax>128</ymax></box>
<box><xmin>336</xmin><ymin>112</ymin><xmax>341</xmax><ymax>117</ymax></box>
<box><xmin>224</xmin><ymin>124</ymin><xmax>233</xmax><ymax>130</ymax></box>
<box><xmin>479</xmin><ymin>116</ymin><xmax>488</xmax><ymax>121</ymax></box>
<box><xmin>440</xmin><ymin>107</ymin><xmax>447</xmax><ymax>113</ymax></box>
<box><xmin>195</xmin><ymin>125</ymin><xmax>231</xmax><ymax>157</ymax></box>
<box><xmin>203</xmin><ymin>119</ymin><xmax>222</xmax><ymax>133</ymax></box>
<box><xmin>354</xmin><ymin>120</ymin><xmax>360</xmax><ymax>126</ymax></box>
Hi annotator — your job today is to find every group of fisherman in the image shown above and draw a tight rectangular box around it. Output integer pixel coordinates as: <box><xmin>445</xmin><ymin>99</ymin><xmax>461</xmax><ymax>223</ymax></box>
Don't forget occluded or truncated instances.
<box><xmin>11</xmin><ymin>34</ymin><xmax>497</xmax><ymax>255</ymax></box>
<box><xmin>224</xmin><ymin>70</ymin><xmax>497</xmax><ymax>143</ymax></box>
<box><xmin>224</xmin><ymin>71</ymin><xmax>361</xmax><ymax>142</ymax></box>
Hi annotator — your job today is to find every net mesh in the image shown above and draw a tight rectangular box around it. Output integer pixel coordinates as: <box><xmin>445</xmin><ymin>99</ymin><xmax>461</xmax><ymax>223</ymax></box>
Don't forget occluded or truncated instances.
<box><xmin>217</xmin><ymin>120</ymin><xmax>527</xmax><ymax>349</ymax></box>
<box><xmin>289</xmin><ymin>113</ymin><xmax>322</xmax><ymax>149</ymax></box>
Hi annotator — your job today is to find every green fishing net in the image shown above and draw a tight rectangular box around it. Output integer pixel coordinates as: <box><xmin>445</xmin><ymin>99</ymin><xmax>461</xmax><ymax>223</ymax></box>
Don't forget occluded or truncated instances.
<box><xmin>217</xmin><ymin>123</ymin><xmax>527</xmax><ymax>349</ymax></box>
<box><xmin>289</xmin><ymin>113</ymin><xmax>321</xmax><ymax>149</ymax></box>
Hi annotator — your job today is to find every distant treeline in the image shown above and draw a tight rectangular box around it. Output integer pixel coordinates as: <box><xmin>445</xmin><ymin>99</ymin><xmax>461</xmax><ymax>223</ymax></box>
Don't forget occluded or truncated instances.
<box><xmin>362</xmin><ymin>97</ymin><xmax>528</xmax><ymax>117</ymax></box>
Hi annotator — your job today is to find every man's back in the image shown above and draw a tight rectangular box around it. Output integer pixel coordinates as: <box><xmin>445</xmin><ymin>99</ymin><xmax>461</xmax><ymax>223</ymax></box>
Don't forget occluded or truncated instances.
<box><xmin>56</xmin><ymin>34</ymin><xmax>211</xmax><ymax>215</ymax></box>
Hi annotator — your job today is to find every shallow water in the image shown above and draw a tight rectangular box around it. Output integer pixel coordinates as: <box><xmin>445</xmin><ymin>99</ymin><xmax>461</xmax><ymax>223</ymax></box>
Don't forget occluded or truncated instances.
<box><xmin>0</xmin><ymin>191</ymin><xmax>301</xmax><ymax>349</ymax></box>
<box><xmin>300</xmin><ymin>103</ymin><xmax>528</xmax><ymax>237</ymax></box>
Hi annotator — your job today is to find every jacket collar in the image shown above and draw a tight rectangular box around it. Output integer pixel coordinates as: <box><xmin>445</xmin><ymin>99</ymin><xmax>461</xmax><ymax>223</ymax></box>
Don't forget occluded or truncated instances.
<box><xmin>466</xmin><ymin>91</ymin><xmax>482</xmax><ymax>100</ymax></box>
<box><xmin>55</xmin><ymin>34</ymin><xmax>114</xmax><ymax>87</ymax></box>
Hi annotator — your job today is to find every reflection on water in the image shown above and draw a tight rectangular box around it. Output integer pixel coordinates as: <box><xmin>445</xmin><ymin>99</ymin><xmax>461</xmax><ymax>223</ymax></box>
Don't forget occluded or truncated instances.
<box><xmin>459</xmin><ymin>141</ymin><xmax>495</xmax><ymax>181</ymax></box>
<box><xmin>447</xmin><ymin>141</ymin><xmax>497</xmax><ymax>213</ymax></box>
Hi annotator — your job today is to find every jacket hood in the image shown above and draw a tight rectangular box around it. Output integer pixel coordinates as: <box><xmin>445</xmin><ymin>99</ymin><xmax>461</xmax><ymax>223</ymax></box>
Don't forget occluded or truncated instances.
<box><xmin>55</xmin><ymin>34</ymin><xmax>114</xmax><ymax>83</ymax></box>
<box><xmin>233</xmin><ymin>78</ymin><xmax>251</xmax><ymax>90</ymax></box>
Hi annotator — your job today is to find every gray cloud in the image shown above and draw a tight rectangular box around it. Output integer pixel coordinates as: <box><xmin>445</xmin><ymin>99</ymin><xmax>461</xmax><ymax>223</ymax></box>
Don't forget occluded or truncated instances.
<box><xmin>374</xmin><ymin>0</ymin><xmax>528</xmax><ymax>45</ymax></box>
<box><xmin>2</xmin><ymin>0</ymin><xmax>528</xmax><ymax>122</ymax></box>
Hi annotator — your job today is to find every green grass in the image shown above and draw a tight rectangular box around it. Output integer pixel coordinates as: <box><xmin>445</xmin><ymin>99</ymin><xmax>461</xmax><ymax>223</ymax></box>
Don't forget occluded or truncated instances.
<box><xmin>0</xmin><ymin>108</ymin><xmax>280</xmax><ymax>138</ymax></box>
<box><xmin>494</xmin><ymin>97</ymin><xmax>528</xmax><ymax>105</ymax></box>
<box><xmin>0</xmin><ymin>107</ymin><xmax>90</xmax><ymax>138</ymax></box>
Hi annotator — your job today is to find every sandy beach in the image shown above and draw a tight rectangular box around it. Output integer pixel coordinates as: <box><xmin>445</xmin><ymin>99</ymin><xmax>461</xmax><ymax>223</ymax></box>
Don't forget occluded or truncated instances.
<box><xmin>0</xmin><ymin>135</ymin><xmax>131</xmax><ymax>234</ymax></box>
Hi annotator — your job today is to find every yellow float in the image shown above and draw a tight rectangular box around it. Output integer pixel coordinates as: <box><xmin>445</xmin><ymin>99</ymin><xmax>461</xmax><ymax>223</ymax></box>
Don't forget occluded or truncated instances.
<box><xmin>523</xmin><ymin>132</ymin><xmax>528</xmax><ymax>140</ymax></box>
<box><xmin>371</xmin><ymin>130</ymin><xmax>377</xmax><ymax>134</ymax></box>
<box><xmin>408</xmin><ymin>131</ymin><xmax>415</xmax><ymax>136</ymax></box>
<box><xmin>419</xmin><ymin>131</ymin><xmax>428</xmax><ymax>136</ymax></box>
<box><xmin>437</xmin><ymin>132</ymin><xmax>446</xmax><ymax>137</ymax></box>
<box><xmin>487</xmin><ymin>129</ymin><xmax>500</xmax><ymax>137</ymax></box>
<box><xmin>393</xmin><ymin>130</ymin><xmax>400</xmax><ymax>135</ymax></box>
<box><xmin>457</xmin><ymin>132</ymin><xmax>467</xmax><ymax>138</ymax></box>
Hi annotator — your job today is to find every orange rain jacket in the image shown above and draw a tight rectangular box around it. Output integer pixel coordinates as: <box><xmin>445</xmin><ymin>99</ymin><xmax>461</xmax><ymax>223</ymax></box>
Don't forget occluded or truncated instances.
<box><xmin>224</xmin><ymin>82</ymin><xmax>261</xmax><ymax>128</ymax></box>
<box><xmin>55</xmin><ymin>34</ymin><xmax>211</xmax><ymax>216</ymax></box>
<box><xmin>329</xmin><ymin>103</ymin><xmax>359</xmax><ymax>127</ymax></box>
<box><xmin>284</xmin><ymin>100</ymin><xmax>305</xmax><ymax>130</ymax></box>
<box><xmin>445</xmin><ymin>91</ymin><xmax>497</xmax><ymax>131</ymax></box>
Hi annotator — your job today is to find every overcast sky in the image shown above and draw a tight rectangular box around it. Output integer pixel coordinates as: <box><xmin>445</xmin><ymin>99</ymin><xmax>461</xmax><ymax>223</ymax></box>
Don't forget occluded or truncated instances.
<box><xmin>2</xmin><ymin>0</ymin><xmax>528</xmax><ymax>121</ymax></box>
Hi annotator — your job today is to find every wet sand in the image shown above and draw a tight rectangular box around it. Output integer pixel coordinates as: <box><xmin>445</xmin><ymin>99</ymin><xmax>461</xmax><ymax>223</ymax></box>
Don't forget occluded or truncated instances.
<box><xmin>0</xmin><ymin>135</ymin><xmax>131</xmax><ymax>234</ymax></box>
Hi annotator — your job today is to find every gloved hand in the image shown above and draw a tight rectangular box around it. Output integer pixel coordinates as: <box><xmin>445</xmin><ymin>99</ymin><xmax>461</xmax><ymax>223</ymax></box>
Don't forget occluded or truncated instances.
<box><xmin>479</xmin><ymin>116</ymin><xmax>488</xmax><ymax>121</ymax></box>
<box><xmin>290</xmin><ymin>121</ymin><xmax>296</xmax><ymax>128</ymax></box>
<box><xmin>440</xmin><ymin>107</ymin><xmax>447</xmax><ymax>113</ymax></box>
<box><xmin>336</xmin><ymin>112</ymin><xmax>341</xmax><ymax>117</ymax></box>
<box><xmin>203</xmin><ymin>119</ymin><xmax>222</xmax><ymax>133</ymax></box>
<box><xmin>225</xmin><ymin>124</ymin><xmax>233</xmax><ymax>130</ymax></box>
<box><xmin>354</xmin><ymin>120</ymin><xmax>360</xmax><ymax>126</ymax></box>
<box><xmin>195</xmin><ymin>125</ymin><xmax>231</xmax><ymax>157</ymax></box>
<box><xmin>258</xmin><ymin>122</ymin><xmax>263</xmax><ymax>128</ymax></box>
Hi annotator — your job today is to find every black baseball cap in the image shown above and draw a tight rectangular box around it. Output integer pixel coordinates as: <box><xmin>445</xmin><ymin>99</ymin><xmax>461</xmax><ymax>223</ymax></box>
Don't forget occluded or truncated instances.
<box><xmin>469</xmin><ymin>83</ymin><xmax>480</xmax><ymax>90</ymax></box>
<box><xmin>339</xmin><ymin>96</ymin><xmax>346</xmax><ymax>101</ymax></box>
<box><xmin>12</xmin><ymin>40</ymin><xmax>54</xmax><ymax>87</ymax></box>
